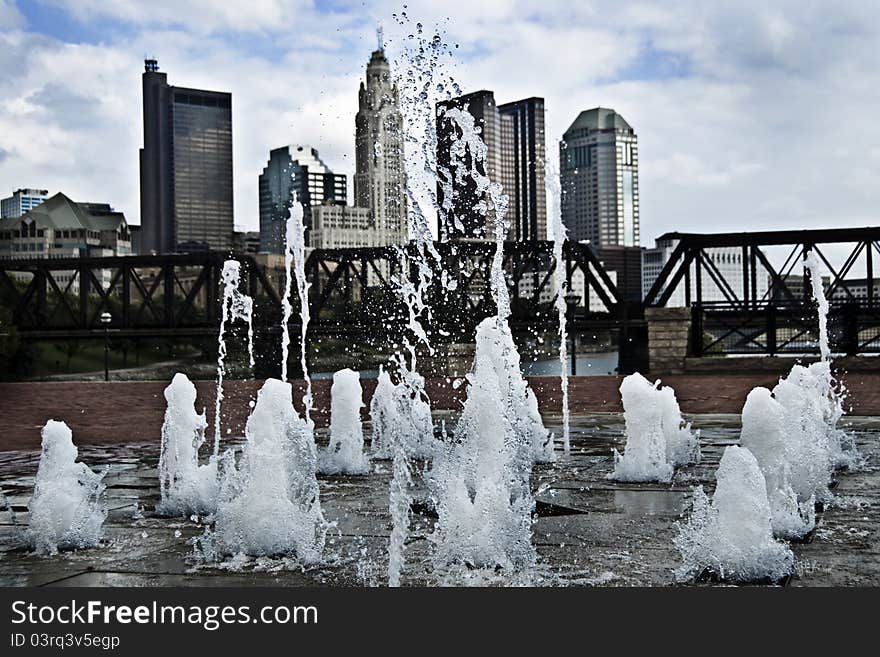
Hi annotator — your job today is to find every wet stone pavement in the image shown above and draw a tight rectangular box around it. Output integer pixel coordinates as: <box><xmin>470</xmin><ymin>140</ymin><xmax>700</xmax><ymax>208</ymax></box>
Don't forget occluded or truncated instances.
<box><xmin>1</xmin><ymin>413</ymin><xmax>878</xmax><ymax>587</ymax></box>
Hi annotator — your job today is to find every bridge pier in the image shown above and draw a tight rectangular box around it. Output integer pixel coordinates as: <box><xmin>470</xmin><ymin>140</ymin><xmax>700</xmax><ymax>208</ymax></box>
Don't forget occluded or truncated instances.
<box><xmin>645</xmin><ymin>307</ymin><xmax>691</xmax><ymax>375</ymax></box>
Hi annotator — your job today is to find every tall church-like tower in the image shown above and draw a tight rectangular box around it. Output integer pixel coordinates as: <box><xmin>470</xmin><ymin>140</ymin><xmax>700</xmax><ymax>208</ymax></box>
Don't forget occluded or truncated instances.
<box><xmin>354</xmin><ymin>32</ymin><xmax>407</xmax><ymax>243</ymax></box>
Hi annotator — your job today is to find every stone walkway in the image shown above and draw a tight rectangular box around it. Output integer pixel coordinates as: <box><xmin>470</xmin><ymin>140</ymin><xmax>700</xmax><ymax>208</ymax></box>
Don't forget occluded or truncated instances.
<box><xmin>0</xmin><ymin>413</ymin><xmax>877</xmax><ymax>586</ymax></box>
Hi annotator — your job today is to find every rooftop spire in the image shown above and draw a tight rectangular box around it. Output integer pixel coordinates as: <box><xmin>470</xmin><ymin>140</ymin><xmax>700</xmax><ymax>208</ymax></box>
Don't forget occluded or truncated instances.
<box><xmin>377</xmin><ymin>25</ymin><xmax>384</xmax><ymax>51</ymax></box>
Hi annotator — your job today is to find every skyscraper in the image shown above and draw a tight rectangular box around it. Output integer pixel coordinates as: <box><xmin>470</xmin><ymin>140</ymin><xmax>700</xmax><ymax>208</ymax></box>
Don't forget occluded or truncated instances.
<box><xmin>258</xmin><ymin>145</ymin><xmax>347</xmax><ymax>253</ymax></box>
<box><xmin>436</xmin><ymin>90</ymin><xmax>546</xmax><ymax>241</ymax></box>
<box><xmin>1</xmin><ymin>188</ymin><xmax>48</xmax><ymax>219</ymax></box>
<box><xmin>437</xmin><ymin>90</ymin><xmax>502</xmax><ymax>241</ymax></box>
<box><xmin>139</xmin><ymin>59</ymin><xmax>233</xmax><ymax>254</ymax></box>
<box><xmin>354</xmin><ymin>40</ymin><xmax>407</xmax><ymax>244</ymax></box>
<box><xmin>559</xmin><ymin>107</ymin><xmax>639</xmax><ymax>248</ymax></box>
<box><xmin>499</xmin><ymin>97</ymin><xmax>546</xmax><ymax>242</ymax></box>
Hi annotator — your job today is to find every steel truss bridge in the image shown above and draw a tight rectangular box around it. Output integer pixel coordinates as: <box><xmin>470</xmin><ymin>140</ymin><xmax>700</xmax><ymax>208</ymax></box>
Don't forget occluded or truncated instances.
<box><xmin>0</xmin><ymin>239</ymin><xmax>638</xmax><ymax>340</ymax></box>
<box><xmin>643</xmin><ymin>227</ymin><xmax>880</xmax><ymax>357</ymax></box>
<box><xmin>2</xmin><ymin>226</ymin><xmax>878</xmax><ymax>372</ymax></box>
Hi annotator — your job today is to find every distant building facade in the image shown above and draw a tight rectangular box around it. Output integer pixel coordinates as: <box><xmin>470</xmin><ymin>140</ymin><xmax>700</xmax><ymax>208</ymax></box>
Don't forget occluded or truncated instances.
<box><xmin>560</xmin><ymin>108</ymin><xmax>639</xmax><ymax>248</ymax></box>
<box><xmin>233</xmin><ymin>230</ymin><xmax>260</xmax><ymax>255</ymax></box>
<box><xmin>498</xmin><ymin>97</ymin><xmax>546</xmax><ymax>241</ymax></box>
<box><xmin>1</xmin><ymin>188</ymin><xmax>48</xmax><ymax>219</ymax></box>
<box><xmin>437</xmin><ymin>90</ymin><xmax>546</xmax><ymax>241</ymax></box>
<box><xmin>139</xmin><ymin>59</ymin><xmax>233</xmax><ymax>254</ymax></box>
<box><xmin>828</xmin><ymin>278</ymin><xmax>874</xmax><ymax>302</ymax></box>
<box><xmin>354</xmin><ymin>42</ymin><xmax>407</xmax><ymax>246</ymax></box>
<box><xmin>258</xmin><ymin>145</ymin><xmax>347</xmax><ymax>253</ymax></box>
<box><xmin>310</xmin><ymin>202</ymin><xmax>374</xmax><ymax>249</ymax></box>
<box><xmin>0</xmin><ymin>192</ymin><xmax>132</xmax><ymax>292</ymax></box>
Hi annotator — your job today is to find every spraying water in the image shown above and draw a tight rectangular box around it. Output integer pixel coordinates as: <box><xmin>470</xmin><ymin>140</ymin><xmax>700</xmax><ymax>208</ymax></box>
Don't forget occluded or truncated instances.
<box><xmin>27</xmin><ymin>420</ymin><xmax>107</xmax><ymax>555</ymax></box>
<box><xmin>387</xmin><ymin>389</ymin><xmax>413</xmax><ymax>587</ymax></box>
<box><xmin>547</xmin><ymin>142</ymin><xmax>571</xmax><ymax>454</ymax></box>
<box><xmin>318</xmin><ymin>369</ymin><xmax>370</xmax><ymax>475</ymax></box>
<box><xmin>213</xmin><ymin>260</ymin><xmax>254</xmax><ymax>456</ymax></box>
<box><xmin>372</xmin><ymin>360</ymin><xmax>436</xmax><ymax>461</ymax></box>
<box><xmin>432</xmin><ymin>319</ymin><xmax>537</xmax><ymax>570</ymax></box>
<box><xmin>610</xmin><ymin>373</ymin><xmax>699</xmax><ymax>483</ymax></box>
<box><xmin>381</xmin><ymin>20</ymin><xmax>460</xmax><ymax>584</ymax></box>
<box><xmin>213</xmin><ymin>379</ymin><xmax>325</xmax><ymax>562</ymax></box>
<box><xmin>426</xmin><ymin>89</ymin><xmax>548</xmax><ymax>571</ymax></box>
<box><xmin>675</xmin><ymin>445</ymin><xmax>793</xmax><ymax>583</ymax></box>
<box><xmin>157</xmin><ymin>373</ymin><xmax>219</xmax><ymax>516</ymax></box>
<box><xmin>284</xmin><ymin>198</ymin><xmax>314</xmax><ymax>423</ymax></box>
<box><xmin>804</xmin><ymin>250</ymin><xmax>830</xmax><ymax>362</ymax></box>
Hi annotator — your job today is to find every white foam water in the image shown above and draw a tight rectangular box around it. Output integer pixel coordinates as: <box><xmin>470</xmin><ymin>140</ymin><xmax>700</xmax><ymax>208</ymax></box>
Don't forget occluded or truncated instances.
<box><xmin>371</xmin><ymin>361</ymin><xmax>435</xmax><ymax>461</ymax></box>
<box><xmin>157</xmin><ymin>373</ymin><xmax>219</xmax><ymax>517</ymax></box>
<box><xmin>740</xmin><ymin>387</ymin><xmax>815</xmax><ymax>539</ymax></box>
<box><xmin>318</xmin><ymin>369</ymin><xmax>370</xmax><ymax>475</ymax></box>
<box><xmin>804</xmin><ymin>250</ymin><xmax>831</xmax><ymax>363</ymax></box>
<box><xmin>369</xmin><ymin>366</ymin><xmax>397</xmax><ymax>459</ymax></box>
<box><xmin>675</xmin><ymin>445</ymin><xmax>793</xmax><ymax>583</ymax></box>
<box><xmin>431</xmin><ymin>317</ymin><xmax>537</xmax><ymax>570</ymax></box>
<box><xmin>213</xmin><ymin>379</ymin><xmax>325</xmax><ymax>562</ymax></box>
<box><xmin>27</xmin><ymin>420</ymin><xmax>107</xmax><ymax>555</ymax></box>
<box><xmin>772</xmin><ymin>364</ymin><xmax>837</xmax><ymax>504</ymax></box>
<box><xmin>610</xmin><ymin>373</ymin><xmax>699</xmax><ymax>483</ymax></box>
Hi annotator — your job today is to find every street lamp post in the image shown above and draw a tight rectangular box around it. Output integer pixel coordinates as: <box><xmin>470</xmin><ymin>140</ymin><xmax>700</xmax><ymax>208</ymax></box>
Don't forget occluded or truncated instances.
<box><xmin>564</xmin><ymin>293</ymin><xmax>580</xmax><ymax>376</ymax></box>
<box><xmin>100</xmin><ymin>312</ymin><xmax>112</xmax><ymax>382</ymax></box>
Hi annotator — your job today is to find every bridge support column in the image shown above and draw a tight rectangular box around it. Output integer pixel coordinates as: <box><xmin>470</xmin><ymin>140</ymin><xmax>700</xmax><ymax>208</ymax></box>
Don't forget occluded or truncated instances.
<box><xmin>646</xmin><ymin>307</ymin><xmax>692</xmax><ymax>375</ymax></box>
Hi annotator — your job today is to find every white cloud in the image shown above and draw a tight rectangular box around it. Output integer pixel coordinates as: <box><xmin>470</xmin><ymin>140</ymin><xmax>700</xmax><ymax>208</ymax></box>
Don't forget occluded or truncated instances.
<box><xmin>1</xmin><ymin>0</ymin><xmax>880</xmax><ymax>245</ymax></box>
<box><xmin>0</xmin><ymin>0</ymin><xmax>22</xmax><ymax>29</ymax></box>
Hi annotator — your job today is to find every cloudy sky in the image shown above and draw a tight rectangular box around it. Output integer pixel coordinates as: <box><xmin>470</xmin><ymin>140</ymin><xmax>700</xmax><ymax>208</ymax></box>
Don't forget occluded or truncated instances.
<box><xmin>1</xmin><ymin>0</ymin><xmax>879</xmax><ymax>244</ymax></box>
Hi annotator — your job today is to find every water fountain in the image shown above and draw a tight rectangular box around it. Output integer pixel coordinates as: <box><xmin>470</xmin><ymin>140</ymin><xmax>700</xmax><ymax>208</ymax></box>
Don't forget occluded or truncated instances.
<box><xmin>212</xmin><ymin>378</ymin><xmax>326</xmax><ymax>562</ymax></box>
<box><xmin>384</xmin><ymin>22</ymin><xmax>460</xmax><ymax>584</ymax></box>
<box><xmin>675</xmin><ymin>445</ymin><xmax>793</xmax><ymax>583</ymax></box>
<box><xmin>740</xmin><ymin>387</ymin><xmax>815</xmax><ymax>539</ymax></box>
<box><xmin>738</xmin><ymin>251</ymin><xmax>857</xmax><ymax>518</ymax></box>
<box><xmin>11</xmin><ymin>12</ymin><xmax>876</xmax><ymax>591</ymax></box>
<box><xmin>610</xmin><ymin>373</ymin><xmax>699</xmax><ymax>482</ymax></box>
<box><xmin>674</xmin><ymin>250</ymin><xmax>853</xmax><ymax>578</ymax></box>
<box><xmin>318</xmin><ymin>368</ymin><xmax>370</xmax><ymax>475</ymax></box>
<box><xmin>156</xmin><ymin>373</ymin><xmax>218</xmax><ymax>516</ymax></box>
<box><xmin>27</xmin><ymin>420</ymin><xmax>107</xmax><ymax>555</ymax></box>
<box><xmin>431</xmin><ymin>317</ymin><xmax>538</xmax><ymax>570</ymax></box>
<box><xmin>426</xmin><ymin>103</ymin><xmax>548</xmax><ymax>571</ymax></box>
<box><xmin>369</xmin><ymin>366</ymin><xmax>396</xmax><ymax>458</ymax></box>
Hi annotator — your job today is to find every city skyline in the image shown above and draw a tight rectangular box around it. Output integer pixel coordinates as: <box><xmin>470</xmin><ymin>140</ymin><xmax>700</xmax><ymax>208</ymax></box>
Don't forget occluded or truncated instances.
<box><xmin>1</xmin><ymin>1</ymin><xmax>880</xmax><ymax>244</ymax></box>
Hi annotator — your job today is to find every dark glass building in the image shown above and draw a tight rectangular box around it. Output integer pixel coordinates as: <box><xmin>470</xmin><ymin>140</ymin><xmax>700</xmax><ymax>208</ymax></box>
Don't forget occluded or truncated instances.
<box><xmin>498</xmin><ymin>97</ymin><xmax>546</xmax><ymax>242</ymax></box>
<box><xmin>139</xmin><ymin>59</ymin><xmax>233</xmax><ymax>253</ymax></box>
<box><xmin>258</xmin><ymin>145</ymin><xmax>347</xmax><ymax>253</ymax></box>
<box><xmin>436</xmin><ymin>90</ymin><xmax>501</xmax><ymax>241</ymax></box>
<box><xmin>436</xmin><ymin>91</ymin><xmax>546</xmax><ymax>242</ymax></box>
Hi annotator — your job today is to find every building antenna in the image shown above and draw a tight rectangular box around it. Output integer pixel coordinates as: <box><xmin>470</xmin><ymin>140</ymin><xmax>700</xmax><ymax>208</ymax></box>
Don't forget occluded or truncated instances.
<box><xmin>377</xmin><ymin>25</ymin><xmax>384</xmax><ymax>51</ymax></box>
